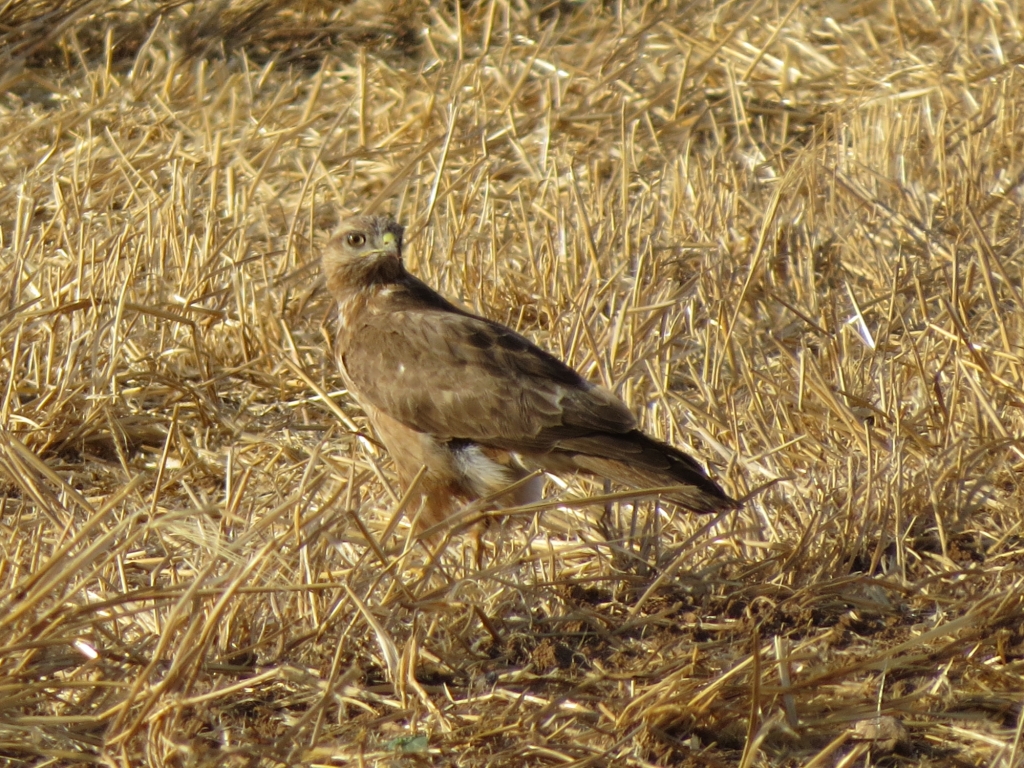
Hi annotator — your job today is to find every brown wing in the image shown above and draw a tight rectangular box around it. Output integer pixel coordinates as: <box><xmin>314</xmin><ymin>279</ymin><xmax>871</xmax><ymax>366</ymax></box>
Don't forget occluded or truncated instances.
<box><xmin>340</xmin><ymin>294</ymin><xmax>636</xmax><ymax>452</ymax></box>
<box><xmin>559</xmin><ymin>432</ymin><xmax>737</xmax><ymax>509</ymax></box>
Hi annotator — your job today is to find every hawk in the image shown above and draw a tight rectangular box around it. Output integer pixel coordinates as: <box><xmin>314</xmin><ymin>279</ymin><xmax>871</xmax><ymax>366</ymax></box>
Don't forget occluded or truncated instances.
<box><xmin>323</xmin><ymin>215</ymin><xmax>736</xmax><ymax>532</ymax></box>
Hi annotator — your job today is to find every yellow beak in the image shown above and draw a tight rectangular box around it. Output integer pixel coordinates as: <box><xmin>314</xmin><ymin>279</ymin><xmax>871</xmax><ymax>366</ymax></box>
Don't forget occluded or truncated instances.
<box><xmin>380</xmin><ymin>231</ymin><xmax>399</xmax><ymax>258</ymax></box>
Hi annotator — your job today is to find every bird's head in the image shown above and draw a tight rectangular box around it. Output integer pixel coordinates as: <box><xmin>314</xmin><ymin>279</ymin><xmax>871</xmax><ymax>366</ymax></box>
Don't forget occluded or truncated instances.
<box><xmin>323</xmin><ymin>215</ymin><xmax>406</xmax><ymax>294</ymax></box>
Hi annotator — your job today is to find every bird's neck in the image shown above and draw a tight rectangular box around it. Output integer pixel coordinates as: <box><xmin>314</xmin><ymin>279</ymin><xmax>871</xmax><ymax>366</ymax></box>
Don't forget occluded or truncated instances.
<box><xmin>326</xmin><ymin>257</ymin><xmax>405</xmax><ymax>304</ymax></box>
<box><xmin>331</xmin><ymin>259</ymin><xmax>415</xmax><ymax>345</ymax></box>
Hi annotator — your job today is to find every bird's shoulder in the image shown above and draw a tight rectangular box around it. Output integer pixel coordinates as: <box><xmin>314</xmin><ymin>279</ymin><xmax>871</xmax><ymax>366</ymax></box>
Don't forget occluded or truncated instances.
<box><xmin>346</xmin><ymin>275</ymin><xmax>577</xmax><ymax>381</ymax></box>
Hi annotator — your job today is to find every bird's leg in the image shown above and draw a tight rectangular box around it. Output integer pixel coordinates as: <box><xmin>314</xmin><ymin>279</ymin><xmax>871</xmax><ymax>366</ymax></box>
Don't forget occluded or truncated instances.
<box><xmin>598</xmin><ymin>478</ymin><xmax>615</xmax><ymax>542</ymax></box>
<box><xmin>470</xmin><ymin>519</ymin><xmax>487</xmax><ymax>571</ymax></box>
<box><xmin>405</xmin><ymin>488</ymin><xmax>461</xmax><ymax>554</ymax></box>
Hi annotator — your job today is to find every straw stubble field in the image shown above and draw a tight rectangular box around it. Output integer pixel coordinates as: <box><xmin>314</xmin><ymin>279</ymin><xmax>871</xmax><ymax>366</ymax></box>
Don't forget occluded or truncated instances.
<box><xmin>2</xmin><ymin>0</ymin><xmax>1024</xmax><ymax>765</ymax></box>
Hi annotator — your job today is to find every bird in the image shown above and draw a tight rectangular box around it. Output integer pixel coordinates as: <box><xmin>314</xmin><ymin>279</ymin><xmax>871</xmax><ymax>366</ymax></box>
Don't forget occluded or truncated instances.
<box><xmin>322</xmin><ymin>214</ymin><xmax>737</xmax><ymax>533</ymax></box>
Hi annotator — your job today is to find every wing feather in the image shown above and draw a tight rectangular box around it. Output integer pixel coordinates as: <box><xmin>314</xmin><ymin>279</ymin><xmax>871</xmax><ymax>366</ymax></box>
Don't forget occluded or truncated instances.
<box><xmin>340</xmin><ymin>299</ymin><xmax>635</xmax><ymax>450</ymax></box>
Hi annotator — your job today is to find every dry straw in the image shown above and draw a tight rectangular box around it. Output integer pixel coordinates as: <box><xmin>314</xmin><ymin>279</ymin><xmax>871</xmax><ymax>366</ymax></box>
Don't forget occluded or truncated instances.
<box><xmin>1</xmin><ymin>0</ymin><xmax>1024</xmax><ymax>765</ymax></box>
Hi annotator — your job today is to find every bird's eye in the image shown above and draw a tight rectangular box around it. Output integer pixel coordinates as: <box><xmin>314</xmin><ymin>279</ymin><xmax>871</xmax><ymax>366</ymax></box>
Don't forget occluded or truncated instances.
<box><xmin>346</xmin><ymin>232</ymin><xmax>366</xmax><ymax>247</ymax></box>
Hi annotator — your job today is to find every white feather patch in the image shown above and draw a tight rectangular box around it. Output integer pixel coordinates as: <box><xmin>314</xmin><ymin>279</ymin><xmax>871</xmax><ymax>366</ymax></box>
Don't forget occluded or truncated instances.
<box><xmin>452</xmin><ymin>445</ymin><xmax>516</xmax><ymax>498</ymax></box>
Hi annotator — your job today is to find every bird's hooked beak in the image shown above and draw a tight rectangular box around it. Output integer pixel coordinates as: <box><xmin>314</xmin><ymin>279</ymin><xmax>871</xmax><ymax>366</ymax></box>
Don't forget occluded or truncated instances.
<box><xmin>380</xmin><ymin>230</ymin><xmax>399</xmax><ymax>259</ymax></box>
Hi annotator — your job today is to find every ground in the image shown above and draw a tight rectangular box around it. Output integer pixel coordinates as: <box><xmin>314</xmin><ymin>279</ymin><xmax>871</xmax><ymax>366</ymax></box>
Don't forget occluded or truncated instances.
<box><xmin>1</xmin><ymin>0</ymin><xmax>1024</xmax><ymax>766</ymax></box>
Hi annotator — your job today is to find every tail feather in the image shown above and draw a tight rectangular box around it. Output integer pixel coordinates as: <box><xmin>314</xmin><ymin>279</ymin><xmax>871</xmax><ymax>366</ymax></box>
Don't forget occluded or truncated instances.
<box><xmin>553</xmin><ymin>430</ymin><xmax>737</xmax><ymax>513</ymax></box>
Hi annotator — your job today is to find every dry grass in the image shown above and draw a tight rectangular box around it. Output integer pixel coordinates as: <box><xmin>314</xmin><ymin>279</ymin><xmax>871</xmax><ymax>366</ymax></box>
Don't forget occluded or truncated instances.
<box><xmin>2</xmin><ymin>0</ymin><xmax>1024</xmax><ymax>765</ymax></box>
